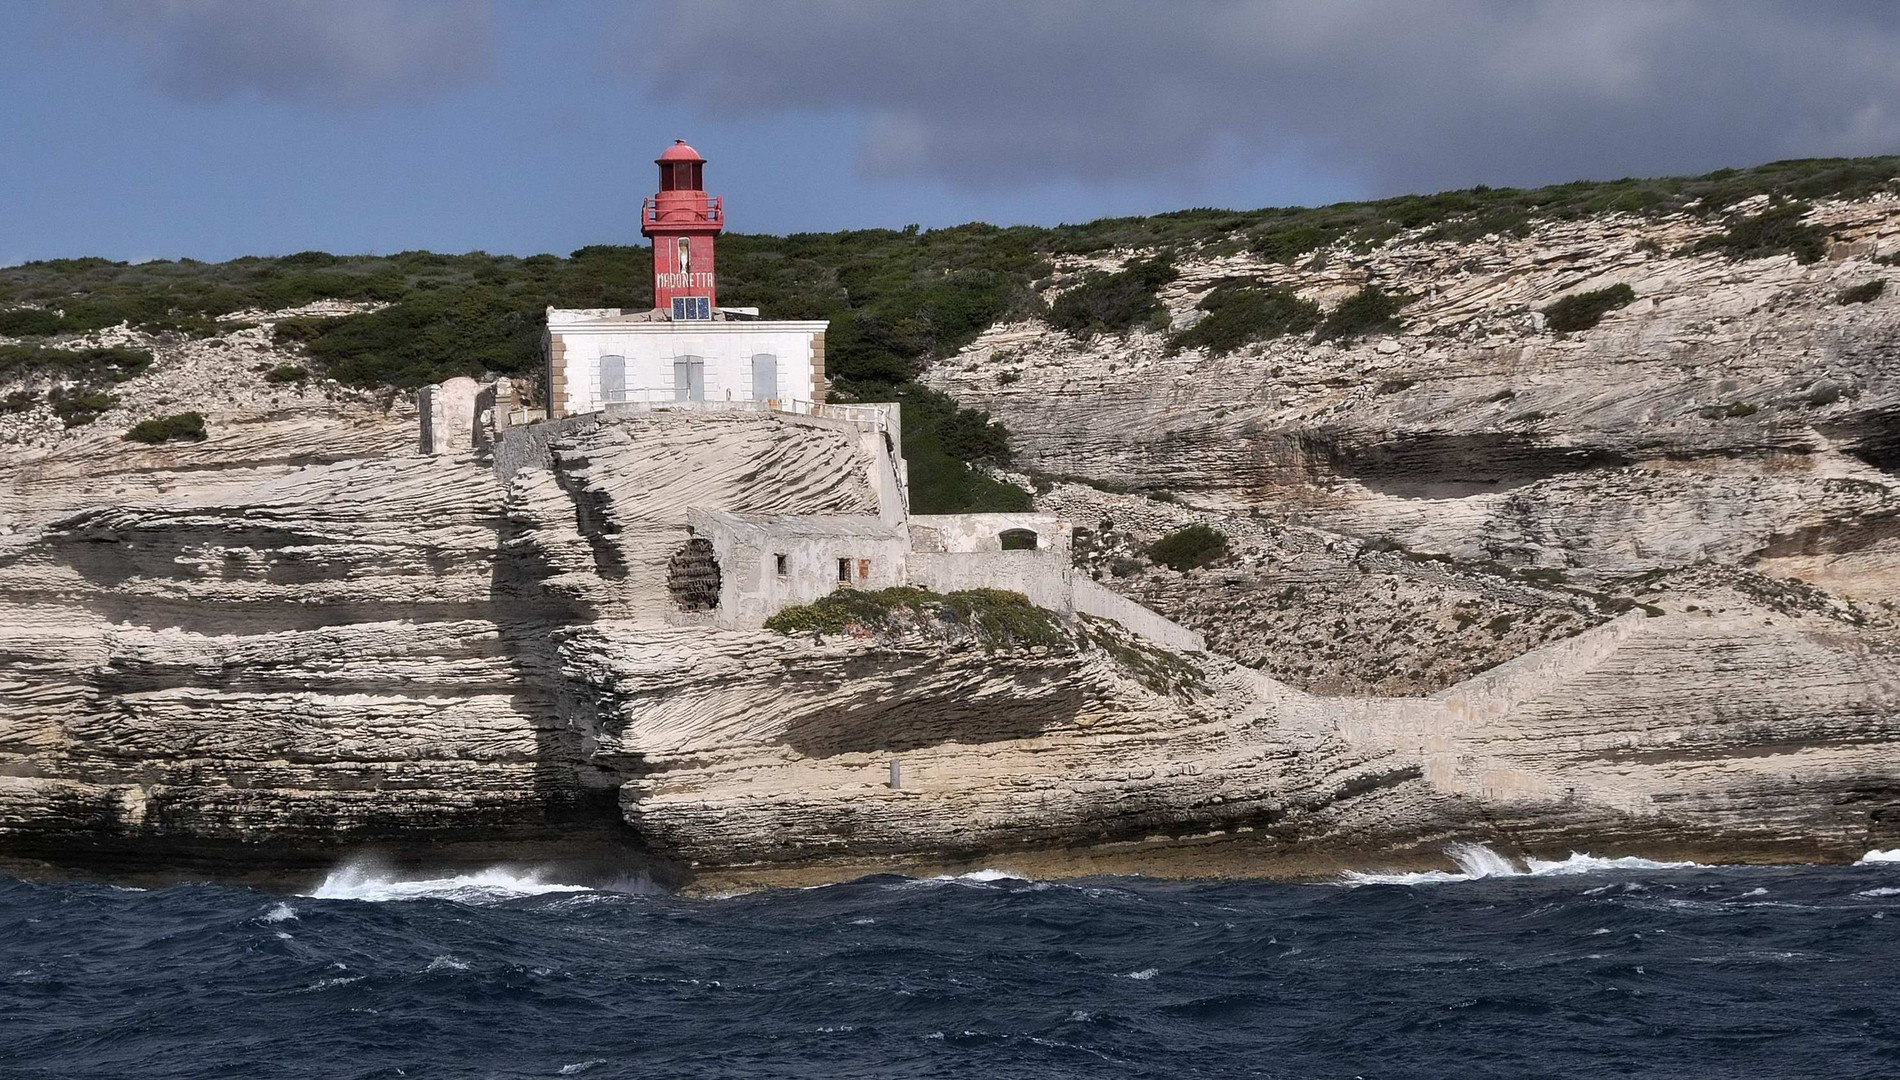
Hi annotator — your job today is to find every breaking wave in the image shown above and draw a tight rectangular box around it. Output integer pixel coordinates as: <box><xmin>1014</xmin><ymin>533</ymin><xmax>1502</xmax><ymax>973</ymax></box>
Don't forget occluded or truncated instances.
<box><xmin>305</xmin><ymin>863</ymin><xmax>593</xmax><ymax>904</ymax></box>
<box><xmin>1858</xmin><ymin>849</ymin><xmax>1900</xmax><ymax>865</ymax></box>
<box><xmin>1341</xmin><ymin>843</ymin><xmax>1702</xmax><ymax>886</ymax></box>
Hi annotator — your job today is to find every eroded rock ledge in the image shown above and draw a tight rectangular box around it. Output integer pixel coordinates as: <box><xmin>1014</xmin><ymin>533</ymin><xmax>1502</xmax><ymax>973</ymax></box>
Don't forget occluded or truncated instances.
<box><xmin>6</xmin><ymin>199</ymin><xmax>1900</xmax><ymax>888</ymax></box>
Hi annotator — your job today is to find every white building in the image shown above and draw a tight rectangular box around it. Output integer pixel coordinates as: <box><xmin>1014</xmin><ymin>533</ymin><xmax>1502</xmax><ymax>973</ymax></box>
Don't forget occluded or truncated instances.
<box><xmin>543</xmin><ymin>308</ymin><xmax>828</xmax><ymax>418</ymax></box>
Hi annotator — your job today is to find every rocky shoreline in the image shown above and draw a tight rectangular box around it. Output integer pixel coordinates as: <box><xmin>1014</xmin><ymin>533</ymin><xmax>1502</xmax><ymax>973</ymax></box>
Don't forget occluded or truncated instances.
<box><xmin>6</xmin><ymin>195</ymin><xmax>1900</xmax><ymax>890</ymax></box>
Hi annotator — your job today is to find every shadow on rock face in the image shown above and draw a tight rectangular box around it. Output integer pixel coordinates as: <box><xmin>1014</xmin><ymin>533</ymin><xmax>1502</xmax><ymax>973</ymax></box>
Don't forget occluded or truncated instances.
<box><xmin>778</xmin><ymin>661</ymin><xmax>1088</xmax><ymax>758</ymax></box>
<box><xmin>1303</xmin><ymin>430</ymin><xmax>1632</xmax><ymax>498</ymax></box>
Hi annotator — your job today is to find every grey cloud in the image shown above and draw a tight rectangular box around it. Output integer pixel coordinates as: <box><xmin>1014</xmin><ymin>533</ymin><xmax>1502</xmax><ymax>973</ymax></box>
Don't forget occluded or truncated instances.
<box><xmin>86</xmin><ymin>0</ymin><xmax>493</xmax><ymax>106</ymax></box>
<box><xmin>632</xmin><ymin>0</ymin><xmax>1900</xmax><ymax>195</ymax></box>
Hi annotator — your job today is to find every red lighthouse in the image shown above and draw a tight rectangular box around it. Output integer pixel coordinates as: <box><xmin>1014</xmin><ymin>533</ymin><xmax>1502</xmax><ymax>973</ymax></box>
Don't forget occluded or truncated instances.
<box><xmin>642</xmin><ymin>140</ymin><xmax>724</xmax><ymax>319</ymax></box>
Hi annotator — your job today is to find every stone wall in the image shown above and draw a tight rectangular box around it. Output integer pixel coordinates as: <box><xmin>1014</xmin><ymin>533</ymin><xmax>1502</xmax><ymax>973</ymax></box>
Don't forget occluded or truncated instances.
<box><xmin>689</xmin><ymin>509</ymin><xmax>908</xmax><ymax>629</ymax></box>
<box><xmin>906</xmin><ymin>551</ymin><xmax>1075</xmax><ymax>613</ymax></box>
<box><xmin>1072</xmin><ymin>576</ymin><xmax>1206</xmax><ymax>652</ymax></box>
<box><xmin>910</xmin><ymin>512</ymin><xmax>1070</xmax><ymax>557</ymax></box>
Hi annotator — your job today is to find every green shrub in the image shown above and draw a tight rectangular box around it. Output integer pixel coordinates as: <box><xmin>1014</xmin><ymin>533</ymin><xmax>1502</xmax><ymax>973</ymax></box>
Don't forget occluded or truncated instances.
<box><xmin>271</xmin><ymin>317</ymin><xmax>331</xmax><ymax>345</ymax></box>
<box><xmin>1695</xmin><ymin>203</ymin><xmax>1827</xmax><ymax>264</ymax></box>
<box><xmin>872</xmin><ymin>382</ymin><xmax>1031</xmax><ymax>514</ymax></box>
<box><xmin>940</xmin><ymin>588</ymin><xmax>1066</xmax><ymax>648</ymax></box>
<box><xmin>763</xmin><ymin>586</ymin><xmax>938</xmax><ymax>636</ymax></box>
<box><xmin>1148</xmin><ymin>524</ymin><xmax>1229</xmax><ymax>571</ymax></box>
<box><xmin>47</xmin><ymin>386</ymin><xmax>114</xmax><ymax>427</ymax></box>
<box><xmin>1249</xmin><ymin>223</ymin><xmax>1344</xmax><ymax>264</ymax></box>
<box><xmin>124</xmin><ymin>411</ymin><xmax>206</xmax><ymax>444</ymax></box>
<box><xmin>0</xmin><ymin>307</ymin><xmax>71</xmax><ymax>336</ymax></box>
<box><xmin>263</xmin><ymin>363</ymin><xmax>308</xmax><ymax>384</ymax></box>
<box><xmin>1838</xmin><ymin>279</ymin><xmax>1886</xmax><ymax>305</ymax></box>
<box><xmin>1542</xmin><ymin>283</ymin><xmax>1637</xmax><ymax>333</ymax></box>
<box><xmin>1169</xmin><ymin>285</ymin><xmax>1321</xmax><ymax>355</ymax></box>
<box><xmin>1047</xmin><ymin>256</ymin><xmax>1176</xmax><ymax>337</ymax></box>
<box><xmin>762</xmin><ymin>585</ymin><xmax>1063</xmax><ymax>649</ymax></box>
<box><xmin>1313</xmin><ymin>286</ymin><xmax>1408</xmax><ymax>342</ymax></box>
<box><xmin>0</xmin><ymin>344</ymin><xmax>151</xmax><ymax>383</ymax></box>
<box><xmin>2</xmin><ymin>389</ymin><xmax>36</xmax><ymax>413</ymax></box>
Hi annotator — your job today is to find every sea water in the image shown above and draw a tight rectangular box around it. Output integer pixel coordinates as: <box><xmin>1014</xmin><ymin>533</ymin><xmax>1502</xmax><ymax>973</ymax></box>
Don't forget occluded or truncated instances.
<box><xmin>2</xmin><ymin>848</ymin><xmax>1897</xmax><ymax>1078</ymax></box>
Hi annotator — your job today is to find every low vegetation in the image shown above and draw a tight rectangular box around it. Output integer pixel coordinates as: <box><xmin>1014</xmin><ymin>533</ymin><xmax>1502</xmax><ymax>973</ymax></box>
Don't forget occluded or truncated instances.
<box><xmin>263</xmin><ymin>363</ymin><xmax>308</xmax><ymax>384</ymax></box>
<box><xmin>0</xmin><ymin>307</ymin><xmax>71</xmax><ymax>336</ymax></box>
<box><xmin>1693</xmin><ymin>202</ymin><xmax>1828</xmax><ymax>264</ymax></box>
<box><xmin>888</xmin><ymin>384</ymin><xmax>1030</xmax><ymax>514</ymax></box>
<box><xmin>1542</xmin><ymin>283</ymin><xmax>1638</xmax><ymax>333</ymax></box>
<box><xmin>1313</xmin><ymin>286</ymin><xmax>1407</xmax><ymax>342</ymax></box>
<box><xmin>1046</xmin><ymin>256</ymin><xmax>1176</xmax><ymax>337</ymax></box>
<box><xmin>47</xmin><ymin>386</ymin><xmax>114</xmax><ymax>427</ymax></box>
<box><xmin>1838</xmin><ymin>279</ymin><xmax>1886</xmax><ymax>305</ymax></box>
<box><xmin>1147</xmin><ymin>524</ymin><xmax>1230</xmax><ymax>572</ymax></box>
<box><xmin>124</xmin><ymin>411</ymin><xmax>207</xmax><ymax>444</ymax></box>
<box><xmin>0</xmin><ymin>344</ymin><xmax>151</xmax><ymax>384</ymax></box>
<box><xmin>1169</xmin><ymin>285</ymin><xmax>1320</xmax><ymax>355</ymax></box>
<box><xmin>763</xmin><ymin>585</ymin><xmax>1064</xmax><ymax>649</ymax></box>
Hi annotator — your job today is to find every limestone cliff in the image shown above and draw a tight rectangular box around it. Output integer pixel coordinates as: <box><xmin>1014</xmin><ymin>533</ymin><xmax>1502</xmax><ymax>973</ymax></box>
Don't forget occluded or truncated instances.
<box><xmin>6</xmin><ymin>193</ymin><xmax>1900</xmax><ymax>888</ymax></box>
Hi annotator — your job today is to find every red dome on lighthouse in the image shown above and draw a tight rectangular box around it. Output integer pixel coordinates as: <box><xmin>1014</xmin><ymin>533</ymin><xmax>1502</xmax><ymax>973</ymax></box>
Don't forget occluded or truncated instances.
<box><xmin>656</xmin><ymin>139</ymin><xmax>704</xmax><ymax>164</ymax></box>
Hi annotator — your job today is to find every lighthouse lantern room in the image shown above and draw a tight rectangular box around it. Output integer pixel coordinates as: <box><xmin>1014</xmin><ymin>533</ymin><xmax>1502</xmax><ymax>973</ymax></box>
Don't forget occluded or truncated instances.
<box><xmin>541</xmin><ymin>140</ymin><xmax>829</xmax><ymax>418</ymax></box>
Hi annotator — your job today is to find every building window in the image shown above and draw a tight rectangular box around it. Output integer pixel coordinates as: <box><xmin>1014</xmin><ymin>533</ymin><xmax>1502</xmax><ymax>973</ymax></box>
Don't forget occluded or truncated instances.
<box><xmin>671</xmin><ymin>296</ymin><xmax>712</xmax><ymax>320</ymax></box>
<box><xmin>999</xmin><ymin>528</ymin><xmax>1039</xmax><ymax>551</ymax></box>
<box><xmin>837</xmin><ymin>557</ymin><xmax>851</xmax><ymax>582</ymax></box>
<box><xmin>775</xmin><ymin>553</ymin><xmax>788</xmax><ymax>576</ymax></box>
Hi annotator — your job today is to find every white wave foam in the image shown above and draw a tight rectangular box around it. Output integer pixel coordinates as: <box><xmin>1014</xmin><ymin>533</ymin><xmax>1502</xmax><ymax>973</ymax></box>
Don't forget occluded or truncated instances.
<box><xmin>1342</xmin><ymin>843</ymin><xmax>1704</xmax><ymax>886</ymax></box>
<box><xmin>1522</xmin><ymin>852</ymin><xmax>1700</xmax><ymax>875</ymax></box>
<box><xmin>1859</xmin><ymin>887</ymin><xmax>1900</xmax><ymax>897</ymax></box>
<box><xmin>261</xmin><ymin>902</ymin><xmax>297</xmax><ymax>923</ymax></box>
<box><xmin>559</xmin><ymin>1061</ymin><xmax>606</xmax><ymax>1076</ymax></box>
<box><xmin>1120</xmin><ymin>968</ymin><xmax>1159</xmax><ymax>981</ymax></box>
<box><xmin>1858</xmin><ymin>849</ymin><xmax>1900</xmax><ymax>865</ymax></box>
<box><xmin>892</xmin><ymin>868</ymin><xmax>1035</xmax><ymax>890</ymax></box>
<box><xmin>954</xmin><ymin>869</ymin><xmax>1024</xmax><ymax>882</ymax></box>
<box><xmin>425</xmin><ymin>955</ymin><xmax>469</xmax><ymax>972</ymax></box>
<box><xmin>306</xmin><ymin>863</ymin><xmax>592</xmax><ymax>904</ymax></box>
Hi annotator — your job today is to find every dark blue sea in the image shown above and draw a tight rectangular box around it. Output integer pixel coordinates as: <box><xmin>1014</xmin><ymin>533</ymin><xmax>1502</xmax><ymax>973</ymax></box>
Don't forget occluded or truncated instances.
<box><xmin>3</xmin><ymin>846</ymin><xmax>1898</xmax><ymax>1079</ymax></box>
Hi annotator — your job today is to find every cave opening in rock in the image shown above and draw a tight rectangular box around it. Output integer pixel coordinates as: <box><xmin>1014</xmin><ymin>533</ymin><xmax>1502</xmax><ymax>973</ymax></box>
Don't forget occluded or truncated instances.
<box><xmin>667</xmin><ymin>537</ymin><xmax>721</xmax><ymax>611</ymax></box>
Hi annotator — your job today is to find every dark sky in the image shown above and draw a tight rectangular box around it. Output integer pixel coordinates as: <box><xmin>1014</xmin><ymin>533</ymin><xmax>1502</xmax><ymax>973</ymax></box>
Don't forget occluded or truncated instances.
<box><xmin>5</xmin><ymin>0</ymin><xmax>1899</xmax><ymax>264</ymax></box>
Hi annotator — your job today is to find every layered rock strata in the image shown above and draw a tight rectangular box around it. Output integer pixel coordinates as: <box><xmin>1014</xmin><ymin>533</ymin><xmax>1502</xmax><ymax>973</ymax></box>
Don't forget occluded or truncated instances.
<box><xmin>6</xmin><ymin>196</ymin><xmax>1900</xmax><ymax>888</ymax></box>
